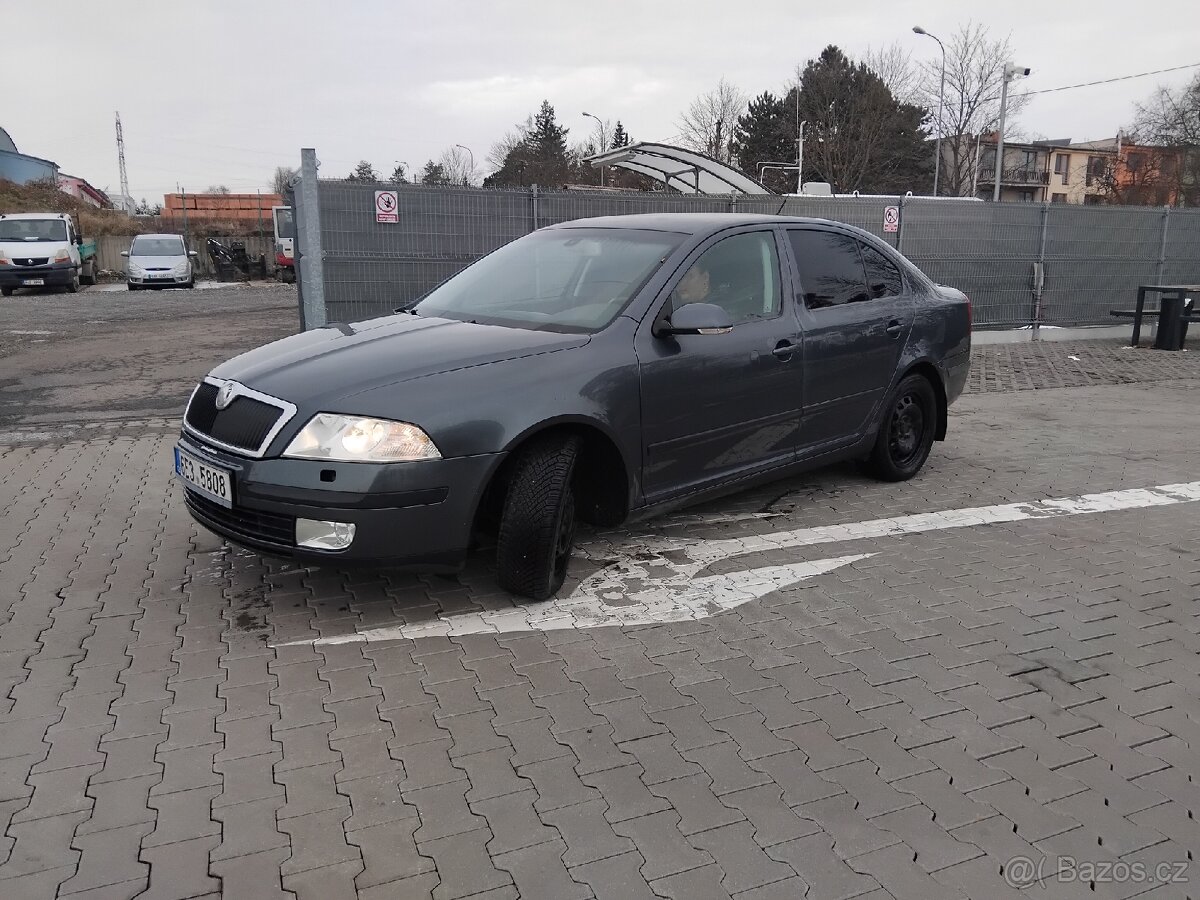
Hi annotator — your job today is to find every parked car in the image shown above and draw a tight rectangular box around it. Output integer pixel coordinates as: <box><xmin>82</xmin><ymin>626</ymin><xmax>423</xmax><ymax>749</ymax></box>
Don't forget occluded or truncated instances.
<box><xmin>175</xmin><ymin>214</ymin><xmax>971</xmax><ymax>599</ymax></box>
<box><xmin>0</xmin><ymin>212</ymin><xmax>98</xmax><ymax>296</ymax></box>
<box><xmin>123</xmin><ymin>234</ymin><xmax>197</xmax><ymax>290</ymax></box>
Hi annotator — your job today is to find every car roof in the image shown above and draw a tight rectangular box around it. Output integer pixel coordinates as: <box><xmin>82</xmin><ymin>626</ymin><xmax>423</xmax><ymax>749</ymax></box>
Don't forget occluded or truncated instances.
<box><xmin>132</xmin><ymin>233</ymin><xmax>186</xmax><ymax>241</ymax></box>
<box><xmin>0</xmin><ymin>212</ymin><xmax>71</xmax><ymax>221</ymax></box>
<box><xmin>545</xmin><ymin>213</ymin><xmax>866</xmax><ymax>236</ymax></box>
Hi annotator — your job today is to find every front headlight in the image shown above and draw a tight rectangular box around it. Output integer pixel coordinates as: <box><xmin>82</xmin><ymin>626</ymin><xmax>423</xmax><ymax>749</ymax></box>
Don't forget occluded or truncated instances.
<box><xmin>53</xmin><ymin>249</ymin><xmax>71</xmax><ymax>263</ymax></box>
<box><xmin>173</xmin><ymin>261</ymin><xmax>190</xmax><ymax>274</ymax></box>
<box><xmin>283</xmin><ymin>413</ymin><xmax>441</xmax><ymax>462</ymax></box>
<box><xmin>128</xmin><ymin>262</ymin><xmax>145</xmax><ymax>275</ymax></box>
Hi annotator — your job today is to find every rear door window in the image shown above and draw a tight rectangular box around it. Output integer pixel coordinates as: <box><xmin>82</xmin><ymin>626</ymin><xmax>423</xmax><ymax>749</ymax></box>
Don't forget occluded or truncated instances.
<box><xmin>859</xmin><ymin>244</ymin><xmax>904</xmax><ymax>299</ymax></box>
<box><xmin>787</xmin><ymin>230</ymin><xmax>868</xmax><ymax>309</ymax></box>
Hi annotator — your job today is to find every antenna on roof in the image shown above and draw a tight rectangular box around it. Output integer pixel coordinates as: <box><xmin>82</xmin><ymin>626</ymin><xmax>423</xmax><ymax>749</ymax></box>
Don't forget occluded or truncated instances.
<box><xmin>115</xmin><ymin>112</ymin><xmax>130</xmax><ymax>212</ymax></box>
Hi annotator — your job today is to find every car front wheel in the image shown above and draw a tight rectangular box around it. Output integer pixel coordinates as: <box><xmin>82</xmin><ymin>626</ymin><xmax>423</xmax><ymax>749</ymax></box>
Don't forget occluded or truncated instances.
<box><xmin>864</xmin><ymin>374</ymin><xmax>937</xmax><ymax>481</ymax></box>
<box><xmin>495</xmin><ymin>434</ymin><xmax>582</xmax><ymax>600</ymax></box>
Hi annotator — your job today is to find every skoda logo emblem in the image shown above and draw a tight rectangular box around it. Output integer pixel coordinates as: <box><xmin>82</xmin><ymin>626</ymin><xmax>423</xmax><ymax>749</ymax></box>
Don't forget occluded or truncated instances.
<box><xmin>215</xmin><ymin>382</ymin><xmax>237</xmax><ymax>410</ymax></box>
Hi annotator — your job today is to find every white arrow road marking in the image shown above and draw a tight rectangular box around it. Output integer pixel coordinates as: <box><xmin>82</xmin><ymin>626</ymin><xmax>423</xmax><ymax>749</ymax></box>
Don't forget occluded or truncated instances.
<box><xmin>308</xmin><ymin>554</ymin><xmax>874</xmax><ymax>644</ymax></box>
<box><xmin>280</xmin><ymin>480</ymin><xmax>1200</xmax><ymax>646</ymax></box>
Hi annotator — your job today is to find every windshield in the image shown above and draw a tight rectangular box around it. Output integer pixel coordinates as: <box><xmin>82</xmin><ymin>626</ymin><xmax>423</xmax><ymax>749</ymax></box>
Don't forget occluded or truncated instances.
<box><xmin>274</xmin><ymin>207</ymin><xmax>295</xmax><ymax>239</ymax></box>
<box><xmin>131</xmin><ymin>237</ymin><xmax>186</xmax><ymax>256</ymax></box>
<box><xmin>0</xmin><ymin>219</ymin><xmax>68</xmax><ymax>242</ymax></box>
<box><xmin>414</xmin><ymin>228</ymin><xmax>683</xmax><ymax>332</ymax></box>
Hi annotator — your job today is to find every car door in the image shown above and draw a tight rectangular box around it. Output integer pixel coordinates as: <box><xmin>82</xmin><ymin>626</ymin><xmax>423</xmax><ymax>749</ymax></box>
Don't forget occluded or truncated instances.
<box><xmin>785</xmin><ymin>228</ymin><xmax>914</xmax><ymax>451</ymax></box>
<box><xmin>635</xmin><ymin>228</ymin><xmax>804</xmax><ymax>503</ymax></box>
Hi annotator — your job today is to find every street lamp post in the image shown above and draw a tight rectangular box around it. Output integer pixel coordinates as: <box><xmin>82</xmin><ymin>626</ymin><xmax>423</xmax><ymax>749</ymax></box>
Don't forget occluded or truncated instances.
<box><xmin>912</xmin><ymin>25</ymin><xmax>946</xmax><ymax>197</ymax></box>
<box><xmin>454</xmin><ymin>144</ymin><xmax>474</xmax><ymax>186</ymax></box>
<box><xmin>582</xmin><ymin>112</ymin><xmax>606</xmax><ymax>186</ymax></box>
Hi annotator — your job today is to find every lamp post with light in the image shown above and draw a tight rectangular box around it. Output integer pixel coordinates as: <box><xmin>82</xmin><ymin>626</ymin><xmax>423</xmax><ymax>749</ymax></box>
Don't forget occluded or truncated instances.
<box><xmin>454</xmin><ymin>144</ymin><xmax>474</xmax><ymax>186</ymax></box>
<box><xmin>912</xmin><ymin>25</ymin><xmax>946</xmax><ymax>197</ymax></box>
<box><xmin>582</xmin><ymin>112</ymin><xmax>607</xmax><ymax>186</ymax></box>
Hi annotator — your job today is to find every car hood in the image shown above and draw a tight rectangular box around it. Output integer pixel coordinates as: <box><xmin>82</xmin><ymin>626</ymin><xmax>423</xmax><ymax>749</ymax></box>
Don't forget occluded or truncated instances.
<box><xmin>129</xmin><ymin>253</ymin><xmax>188</xmax><ymax>268</ymax></box>
<box><xmin>0</xmin><ymin>239</ymin><xmax>70</xmax><ymax>259</ymax></box>
<box><xmin>210</xmin><ymin>314</ymin><xmax>591</xmax><ymax>407</ymax></box>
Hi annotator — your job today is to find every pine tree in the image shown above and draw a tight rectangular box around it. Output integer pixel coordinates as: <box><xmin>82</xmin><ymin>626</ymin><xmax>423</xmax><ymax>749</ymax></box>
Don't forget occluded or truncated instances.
<box><xmin>485</xmin><ymin>100</ymin><xmax>573</xmax><ymax>187</ymax></box>
<box><xmin>731</xmin><ymin>92</ymin><xmax>791</xmax><ymax>191</ymax></box>
<box><xmin>388</xmin><ymin>163</ymin><xmax>408</xmax><ymax>184</ymax></box>
<box><xmin>794</xmin><ymin>46</ymin><xmax>932</xmax><ymax>194</ymax></box>
<box><xmin>420</xmin><ymin>161</ymin><xmax>450</xmax><ymax>186</ymax></box>
<box><xmin>347</xmin><ymin>160</ymin><xmax>380</xmax><ymax>183</ymax></box>
<box><xmin>610</xmin><ymin>121</ymin><xmax>631</xmax><ymax>149</ymax></box>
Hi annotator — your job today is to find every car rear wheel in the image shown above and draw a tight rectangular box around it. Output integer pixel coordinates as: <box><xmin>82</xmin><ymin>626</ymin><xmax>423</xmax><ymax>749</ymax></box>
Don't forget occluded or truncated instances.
<box><xmin>495</xmin><ymin>434</ymin><xmax>581</xmax><ymax>600</ymax></box>
<box><xmin>864</xmin><ymin>374</ymin><xmax>936</xmax><ymax>482</ymax></box>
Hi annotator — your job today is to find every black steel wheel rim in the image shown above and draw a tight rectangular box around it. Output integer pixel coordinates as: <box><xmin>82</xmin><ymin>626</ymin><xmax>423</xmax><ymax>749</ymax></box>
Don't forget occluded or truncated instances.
<box><xmin>888</xmin><ymin>394</ymin><xmax>925</xmax><ymax>465</ymax></box>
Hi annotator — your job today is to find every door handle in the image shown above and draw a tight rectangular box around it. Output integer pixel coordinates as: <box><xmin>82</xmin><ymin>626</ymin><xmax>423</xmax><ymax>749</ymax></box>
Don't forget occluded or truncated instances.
<box><xmin>885</xmin><ymin>319</ymin><xmax>903</xmax><ymax>338</ymax></box>
<box><xmin>772</xmin><ymin>340</ymin><xmax>795</xmax><ymax>359</ymax></box>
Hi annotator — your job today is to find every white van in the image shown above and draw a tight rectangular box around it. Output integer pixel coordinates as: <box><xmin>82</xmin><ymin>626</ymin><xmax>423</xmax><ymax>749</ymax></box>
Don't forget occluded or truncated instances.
<box><xmin>0</xmin><ymin>212</ymin><xmax>98</xmax><ymax>296</ymax></box>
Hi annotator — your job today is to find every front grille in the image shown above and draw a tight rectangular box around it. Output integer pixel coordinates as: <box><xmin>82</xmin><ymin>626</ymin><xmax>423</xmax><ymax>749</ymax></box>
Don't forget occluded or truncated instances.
<box><xmin>16</xmin><ymin>258</ymin><xmax>48</xmax><ymax>266</ymax></box>
<box><xmin>185</xmin><ymin>490</ymin><xmax>295</xmax><ymax>548</ymax></box>
<box><xmin>185</xmin><ymin>382</ymin><xmax>284</xmax><ymax>454</ymax></box>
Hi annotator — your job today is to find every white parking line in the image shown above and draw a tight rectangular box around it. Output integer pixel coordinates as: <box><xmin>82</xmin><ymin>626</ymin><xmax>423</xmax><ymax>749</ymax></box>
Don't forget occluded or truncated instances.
<box><xmin>282</xmin><ymin>480</ymin><xmax>1200</xmax><ymax>645</ymax></box>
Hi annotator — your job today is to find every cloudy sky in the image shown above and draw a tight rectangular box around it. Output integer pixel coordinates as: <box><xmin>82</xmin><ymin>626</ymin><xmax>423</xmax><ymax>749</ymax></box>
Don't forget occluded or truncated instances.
<box><xmin>8</xmin><ymin>0</ymin><xmax>1199</xmax><ymax>201</ymax></box>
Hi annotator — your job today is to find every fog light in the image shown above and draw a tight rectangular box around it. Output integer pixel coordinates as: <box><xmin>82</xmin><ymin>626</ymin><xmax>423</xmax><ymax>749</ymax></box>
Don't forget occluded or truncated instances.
<box><xmin>296</xmin><ymin>518</ymin><xmax>356</xmax><ymax>550</ymax></box>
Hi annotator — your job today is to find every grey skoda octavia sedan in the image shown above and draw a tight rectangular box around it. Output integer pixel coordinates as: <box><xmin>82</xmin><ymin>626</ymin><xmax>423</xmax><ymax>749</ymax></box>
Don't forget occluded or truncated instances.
<box><xmin>176</xmin><ymin>214</ymin><xmax>971</xmax><ymax>599</ymax></box>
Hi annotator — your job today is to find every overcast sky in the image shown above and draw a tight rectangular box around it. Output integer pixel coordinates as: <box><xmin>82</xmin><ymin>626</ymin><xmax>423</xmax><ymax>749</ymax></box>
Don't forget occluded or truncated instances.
<box><xmin>8</xmin><ymin>0</ymin><xmax>1199</xmax><ymax>200</ymax></box>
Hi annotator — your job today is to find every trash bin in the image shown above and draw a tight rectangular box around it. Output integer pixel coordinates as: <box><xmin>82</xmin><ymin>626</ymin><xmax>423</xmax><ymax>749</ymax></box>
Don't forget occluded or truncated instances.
<box><xmin>1154</xmin><ymin>294</ymin><xmax>1188</xmax><ymax>350</ymax></box>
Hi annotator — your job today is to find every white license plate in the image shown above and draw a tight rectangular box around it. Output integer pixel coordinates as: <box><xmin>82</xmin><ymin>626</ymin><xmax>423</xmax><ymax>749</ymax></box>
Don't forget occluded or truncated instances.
<box><xmin>174</xmin><ymin>446</ymin><xmax>233</xmax><ymax>508</ymax></box>
<box><xmin>22</xmin><ymin>278</ymin><xmax>44</xmax><ymax>286</ymax></box>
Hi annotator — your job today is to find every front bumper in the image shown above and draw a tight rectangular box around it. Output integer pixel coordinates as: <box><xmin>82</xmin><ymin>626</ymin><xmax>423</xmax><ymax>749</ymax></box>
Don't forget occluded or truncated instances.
<box><xmin>176</xmin><ymin>432</ymin><xmax>501</xmax><ymax>568</ymax></box>
<box><xmin>129</xmin><ymin>272</ymin><xmax>191</xmax><ymax>285</ymax></box>
<box><xmin>0</xmin><ymin>263</ymin><xmax>74</xmax><ymax>288</ymax></box>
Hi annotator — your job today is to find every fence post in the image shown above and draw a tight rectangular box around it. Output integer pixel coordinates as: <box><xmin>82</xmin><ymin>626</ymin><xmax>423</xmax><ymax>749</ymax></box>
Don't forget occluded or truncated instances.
<box><xmin>896</xmin><ymin>195</ymin><xmax>906</xmax><ymax>253</ymax></box>
<box><xmin>296</xmin><ymin>148</ymin><xmax>326</xmax><ymax>329</ymax></box>
<box><xmin>1032</xmin><ymin>202</ymin><xmax>1049</xmax><ymax>339</ymax></box>
<box><xmin>530</xmin><ymin>184</ymin><xmax>540</xmax><ymax>232</ymax></box>
<box><xmin>1156</xmin><ymin>206</ymin><xmax>1170</xmax><ymax>285</ymax></box>
<box><xmin>729</xmin><ymin>193</ymin><xmax>737</xmax><ymax>215</ymax></box>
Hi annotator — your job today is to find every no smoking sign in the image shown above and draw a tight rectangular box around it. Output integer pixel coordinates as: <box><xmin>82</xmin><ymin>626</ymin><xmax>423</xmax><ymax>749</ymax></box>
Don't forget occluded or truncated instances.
<box><xmin>375</xmin><ymin>190</ymin><xmax>399</xmax><ymax>224</ymax></box>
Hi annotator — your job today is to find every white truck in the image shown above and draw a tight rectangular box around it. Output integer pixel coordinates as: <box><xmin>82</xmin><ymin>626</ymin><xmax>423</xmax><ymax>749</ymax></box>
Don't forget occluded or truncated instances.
<box><xmin>0</xmin><ymin>212</ymin><xmax>99</xmax><ymax>296</ymax></box>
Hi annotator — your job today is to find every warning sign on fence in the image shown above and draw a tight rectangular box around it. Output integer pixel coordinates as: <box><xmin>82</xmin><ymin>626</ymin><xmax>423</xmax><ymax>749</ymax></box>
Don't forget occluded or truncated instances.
<box><xmin>375</xmin><ymin>190</ymin><xmax>399</xmax><ymax>224</ymax></box>
<box><xmin>883</xmin><ymin>206</ymin><xmax>899</xmax><ymax>233</ymax></box>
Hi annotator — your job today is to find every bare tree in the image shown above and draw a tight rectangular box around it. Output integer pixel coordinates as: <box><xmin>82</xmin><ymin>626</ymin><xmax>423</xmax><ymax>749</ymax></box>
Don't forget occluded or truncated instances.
<box><xmin>913</xmin><ymin>22</ymin><xmax>1029</xmax><ymax>197</ymax></box>
<box><xmin>206</xmin><ymin>184</ymin><xmax>231</xmax><ymax>194</ymax></box>
<box><xmin>863</xmin><ymin>42</ymin><xmax>920</xmax><ymax>105</ymax></box>
<box><xmin>437</xmin><ymin>145</ymin><xmax>476</xmax><ymax>186</ymax></box>
<box><xmin>272</xmin><ymin>166</ymin><xmax>297</xmax><ymax>194</ymax></box>
<box><xmin>676</xmin><ymin>78</ymin><xmax>747</xmax><ymax>163</ymax></box>
<box><xmin>1134</xmin><ymin>72</ymin><xmax>1200</xmax><ymax>145</ymax></box>
<box><xmin>1114</xmin><ymin>71</ymin><xmax>1200</xmax><ymax>205</ymax></box>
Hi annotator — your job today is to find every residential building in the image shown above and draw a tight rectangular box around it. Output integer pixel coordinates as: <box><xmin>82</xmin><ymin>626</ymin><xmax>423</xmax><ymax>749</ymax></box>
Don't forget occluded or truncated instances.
<box><xmin>974</xmin><ymin>136</ymin><xmax>1053</xmax><ymax>202</ymax></box>
<box><xmin>57</xmin><ymin>174</ymin><xmax>110</xmax><ymax>208</ymax></box>
<box><xmin>1043</xmin><ymin>141</ymin><xmax>1116</xmax><ymax>205</ymax></box>
<box><xmin>1071</xmin><ymin>136</ymin><xmax>1189</xmax><ymax>206</ymax></box>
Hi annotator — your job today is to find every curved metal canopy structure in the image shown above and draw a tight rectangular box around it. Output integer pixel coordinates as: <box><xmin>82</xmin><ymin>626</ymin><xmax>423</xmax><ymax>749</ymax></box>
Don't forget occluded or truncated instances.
<box><xmin>584</xmin><ymin>142</ymin><xmax>772</xmax><ymax>196</ymax></box>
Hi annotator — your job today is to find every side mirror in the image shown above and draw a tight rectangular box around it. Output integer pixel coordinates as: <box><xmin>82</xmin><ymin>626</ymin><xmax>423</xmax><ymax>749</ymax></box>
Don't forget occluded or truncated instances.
<box><xmin>657</xmin><ymin>302</ymin><xmax>734</xmax><ymax>336</ymax></box>
<box><xmin>75</xmin><ymin>235</ymin><xmax>83</xmax><ymax>246</ymax></box>
<box><xmin>188</xmin><ymin>251</ymin><xmax>198</xmax><ymax>257</ymax></box>
<box><xmin>120</xmin><ymin>250</ymin><xmax>129</xmax><ymax>257</ymax></box>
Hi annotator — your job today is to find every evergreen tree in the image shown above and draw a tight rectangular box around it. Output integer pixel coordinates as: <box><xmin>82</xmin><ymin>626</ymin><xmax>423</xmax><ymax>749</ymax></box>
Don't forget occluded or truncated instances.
<box><xmin>347</xmin><ymin>160</ymin><xmax>380</xmax><ymax>183</ymax></box>
<box><xmin>793</xmin><ymin>46</ymin><xmax>932</xmax><ymax>194</ymax></box>
<box><xmin>388</xmin><ymin>163</ymin><xmax>409</xmax><ymax>184</ymax></box>
<box><xmin>420</xmin><ymin>161</ymin><xmax>450</xmax><ymax>186</ymax></box>
<box><xmin>485</xmin><ymin>100</ymin><xmax>573</xmax><ymax>187</ymax></box>
<box><xmin>610</xmin><ymin>121</ymin><xmax>631</xmax><ymax>149</ymax></box>
<box><xmin>731</xmin><ymin>92</ymin><xmax>792</xmax><ymax>191</ymax></box>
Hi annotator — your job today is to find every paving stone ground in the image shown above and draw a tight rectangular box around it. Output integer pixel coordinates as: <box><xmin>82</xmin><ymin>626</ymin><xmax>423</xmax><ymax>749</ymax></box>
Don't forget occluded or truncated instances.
<box><xmin>1</xmin><ymin>291</ymin><xmax>1198</xmax><ymax>899</ymax></box>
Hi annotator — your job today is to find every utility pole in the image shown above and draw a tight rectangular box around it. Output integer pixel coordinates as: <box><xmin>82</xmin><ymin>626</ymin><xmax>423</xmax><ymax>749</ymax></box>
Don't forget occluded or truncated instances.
<box><xmin>115</xmin><ymin>112</ymin><xmax>130</xmax><ymax>212</ymax></box>
<box><xmin>993</xmin><ymin>63</ymin><xmax>1031</xmax><ymax>203</ymax></box>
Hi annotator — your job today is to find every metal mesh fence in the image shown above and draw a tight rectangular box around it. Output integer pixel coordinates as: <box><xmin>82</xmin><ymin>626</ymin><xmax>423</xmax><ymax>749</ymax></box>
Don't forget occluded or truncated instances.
<box><xmin>300</xmin><ymin>178</ymin><xmax>1200</xmax><ymax>329</ymax></box>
